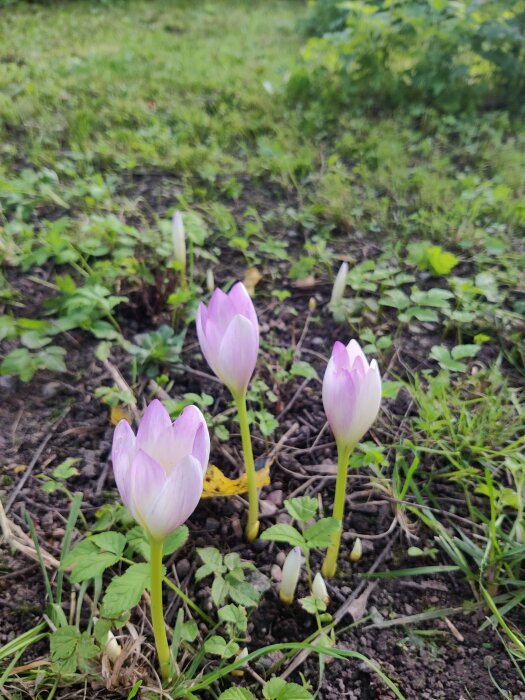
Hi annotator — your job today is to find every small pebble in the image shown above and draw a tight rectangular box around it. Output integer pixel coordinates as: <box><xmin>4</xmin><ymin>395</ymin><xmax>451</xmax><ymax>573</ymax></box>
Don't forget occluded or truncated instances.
<box><xmin>271</xmin><ymin>564</ymin><xmax>282</xmax><ymax>582</ymax></box>
<box><xmin>176</xmin><ymin>558</ymin><xmax>190</xmax><ymax>578</ymax></box>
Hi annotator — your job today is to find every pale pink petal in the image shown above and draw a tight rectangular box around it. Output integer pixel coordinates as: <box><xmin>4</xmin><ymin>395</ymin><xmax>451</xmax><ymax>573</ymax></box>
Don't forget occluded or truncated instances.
<box><xmin>128</xmin><ymin>449</ymin><xmax>167</xmax><ymax>529</ymax></box>
<box><xmin>145</xmin><ymin>455</ymin><xmax>204</xmax><ymax>539</ymax></box>
<box><xmin>349</xmin><ymin>360</ymin><xmax>382</xmax><ymax>444</ymax></box>
<box><xmin>143</xmin><ymin>424</ymin><xmax>178</xmax><ymax>474</ymax></box>
<box><xmin>229</xmin><ymin>282</ymin><xmax>259</xmax><ymax>338</ymax></box>
<box><xmin>352</xmin><ymin>354</ymin><xmax>367</xmax><ymax>379</ymax></box>
<box><xmin>331</xmin><ymin>341</ymin><xmax>350</xmax><ymax>371</ymax></box>
<box><xmin>217</xmin><ymin>314</ymin><xmax>259</xmax><ymax>396</ymax></box>
<box><xmin>136</xmin><ymin>400</ymin><xmax>172</xmax><ymax>455</ymax></box>
<box><xmin>111</xmin><ymin>419</ymin><xmax>136</xmax><ymax>510</ymax></box>
<box><xmin>207</xmin><ymin>288</ymin><xmax>237</xmax><ymax>335</ymax></box>
<box><xmin>322</xmin><ymin>364</ymin><xmax>358</xmax><ymax>446</ymax></box>
<box><xmin>170</xmin><ymin>405</ymin><xmax>210</xmax><ymax>473</ymax></box>
<box><xmin>347</xmin><ymin>339</ymin><xmax>369</xmax><ymax>370</ymax></box>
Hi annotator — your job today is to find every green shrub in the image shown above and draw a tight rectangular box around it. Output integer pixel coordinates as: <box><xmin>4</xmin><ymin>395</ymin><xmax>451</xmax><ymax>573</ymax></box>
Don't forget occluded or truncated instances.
<box><xmin>292</xmin><ymin>0</ymin><xmax>525</xmax><ymax>114</ymax></box>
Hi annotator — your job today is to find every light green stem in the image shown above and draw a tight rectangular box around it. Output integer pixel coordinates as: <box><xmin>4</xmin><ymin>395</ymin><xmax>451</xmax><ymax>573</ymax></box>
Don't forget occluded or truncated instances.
<box><xmin>149</xmin><ymin>538</ymin><xmax>170</xmax><ymax>681</ymax></box>
<box><xmin>235</xmin><ymin>393</ymin><xmax>260</xmax><ymax>541</ymax></box>
<box><xmin>322</xmin><ymin>444</ymin><xmax>352</xmax><ymax>579</ymax></box>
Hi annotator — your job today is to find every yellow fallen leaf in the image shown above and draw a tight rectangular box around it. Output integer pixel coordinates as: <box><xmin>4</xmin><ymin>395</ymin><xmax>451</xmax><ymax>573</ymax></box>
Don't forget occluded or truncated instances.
<box><xmin>110</xmin><ymin>406</ymin><xmax>132</xmax><ymax>426</ymax></box>
<box><xmin>13</xmin><ymin>464</ymin><xmax>27</xmax><ymax>474</ymax></box>
<box><xmin>202</xmin><ymin>463</ymin><xmax>270</xmax><ymax>499</ymax></box>
<box><xmin>243</xmin><ymin>267</ymin><xmax>262</xmax><ymax>295</ymax></box>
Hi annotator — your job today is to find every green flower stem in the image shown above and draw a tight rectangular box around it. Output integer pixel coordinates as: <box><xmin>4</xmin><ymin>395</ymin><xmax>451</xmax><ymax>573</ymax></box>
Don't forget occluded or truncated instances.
<box><xmin>322</xmin><ymin>444</ymin><xmax>353</xmax><ymax>579</ymax></box>
<box><xmin>149</xmin><ymin>538</ymin><xmax>170</xmax><ymax>681</ymax></box>
<box><xmin>234</xmin><ymin>393</ymin><xmax>260</xmax><ymax>541</ymax></box>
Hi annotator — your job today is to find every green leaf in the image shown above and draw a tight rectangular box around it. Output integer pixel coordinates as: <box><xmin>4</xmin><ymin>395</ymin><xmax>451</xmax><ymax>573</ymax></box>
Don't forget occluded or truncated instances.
<box><xmin>218</xmin><ymin>604</ymin><xmax>248</xmax><ymax>632</ymax></box>
<box><xmin>52</xmin><ymin>458</ymin><xmax>80</xmax><ymax>480</ymax></box>
<box><xmin>381</xmin><ymin>381</ymin><xmax>403</xmax><ymax>399</ymax></box>
<box><xmin>426</xmin><ymin>246</ymin><xmax>459</xmax><ymax>275</ymax></box>
<box><xmin>299</xmin><ymin>595</ymin><xmax>327</xmax><ymax>615</ymax></box>
<box><xmin>50</xmin><ymin>626</ymin><xmax>100</xmax><ymax>675</ymax></box>
<box><xmin>284</xmin><ymin>496</ymin><xmax>318</xmax><ymax>523</ymax></box>
<box><xmin>430</xmin><ymin>345</ymin><xmax>467</xmax><ymax>372</ymax></box>
<box><xmin>180</xmin><ymin>620</ymin><xmax>199</xmax><ymax>643</ymax></box>
<box><xmin>264</xmin><ymin>677</ymin><xmax>313</xmax><ymax>700</ymax></box>
<box><xmin>304</xmin><ymin>517</ymin><xmax>340</xmax><ymax>548</ymax></box>
<box><xmin>204</xmin><ymin>635</ymin><xmax>239</xmax><ymax>659</ymax></box>
<box><xmin>451</xmin><ymin>344</ymin><xmax>480</xmax><ymax>360</ymax></box>
<box><xmin>211</xmin><ymin>575</ymin><xmax>229</xmax><ymax>607</ymax></box>
<box><xmin>164</xmin><ymin>526</ymin><xmax>189</xmax><ymax>556</ymax></box>
<box><xmin>228</xmin><ymin>580</ymin><xmax>260</xmax><ymax>607</ymax></box>
<box><xmin>379</xmin><ymin>289</ymin><xmax>410</xmax><ymax>310</ymax></box>
<box><xmin>63</xmin><ymin>532</ymin><xmax>126</xmax><ymax>583</ymax></box>
<box><xmin>290</xmin><ymin>361</ymin><xmax>318</xmax><ymax>380</ymax></box>
<box><xmin>260</xmin><ymin>524</ymin><xmax>305</xmax><ymax>547</ymax></box>
<box><xmin>101</xmin><ymin>563</ymin><xmax>151</xmax><ymax>617</ymax></box>
<box><xmin>196</xmin><ymin>547</ymin><xmax>226</xmax><ymax>581</ymax></box>
<box><xmin>218</xmin><ymin>689</ymin><xmax>254</xmax><ymax>700</ymax></box>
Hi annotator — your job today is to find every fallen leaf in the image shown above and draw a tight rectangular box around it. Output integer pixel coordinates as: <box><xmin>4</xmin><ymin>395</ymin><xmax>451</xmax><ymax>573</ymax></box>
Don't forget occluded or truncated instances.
<box><xmin>110</xmin><ymin>406</ymin><xmax>132</xmax><ymax>426</ymax></box>
<box><xmin>202</xmin><ymin>463</ymin><xmax>270</xmax><ymax>499</ymax></box>
<box><xmin>243</xmin><ymin>267</ymin><xmax>262</xmax><ymax>295</ymax></box>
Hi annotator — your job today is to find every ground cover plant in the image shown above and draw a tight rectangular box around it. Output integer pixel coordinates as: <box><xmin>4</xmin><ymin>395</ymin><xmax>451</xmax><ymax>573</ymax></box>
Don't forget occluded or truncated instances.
<box><xmin>0</xmin><ymin>0</ymin><xmax>524</xmax><ymax>698</ymax></box>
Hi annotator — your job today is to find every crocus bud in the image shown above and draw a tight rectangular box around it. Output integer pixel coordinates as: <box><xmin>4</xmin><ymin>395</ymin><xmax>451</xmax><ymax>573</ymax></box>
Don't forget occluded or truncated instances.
<box><xmin>322</xmin><ymin>340</ymin><xmax>381</xmax><ymax>450</ymax></box>
<box><xmin>105</xmin><ymin>629</ymin><xmax>122</xmax><ymax>663</ymax></box>
<box><xmin>206</xmin><ymin>268</ymin><xmax>215</xmax><ymax>293</ymax></box>
<box><xmin>196</xmin><ymin>282</ymin><xmax>259</xmax><ymax>398</ymax></box>
<box><xmin>330</xmin><ymin>262</ymin><xmax>349</xmax><ymax>305</ymax></box>
<box><xmin>350</xmin><ymin>537</ymin><xmax>363</xmax><ymax>562</ymax></box>
<box><xmin>279</xmin><ymin>546</ymin><xmax>302</xmax><ymax>605</ymax></box>
<box><xmin>312</xmin><ymin>572</ymin><xmax>329</xmax><ymax>605</ymax></box>
<box><xmin>112</xmin><ymin>400</ymin><xmax>210</xmax><ymax>541</ymax></box>
<box><xmin>172</xmin><ymin>211</ymin><xmax>186</xmax><ymax>270</ymax></box>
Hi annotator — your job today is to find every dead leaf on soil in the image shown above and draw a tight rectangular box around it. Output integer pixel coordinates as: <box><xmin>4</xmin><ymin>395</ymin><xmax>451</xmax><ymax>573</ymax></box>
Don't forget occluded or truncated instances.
<box><xmin>243</xmin><ymin>267</ymin><xmax>262</xmax><ymax>295</ymax></box>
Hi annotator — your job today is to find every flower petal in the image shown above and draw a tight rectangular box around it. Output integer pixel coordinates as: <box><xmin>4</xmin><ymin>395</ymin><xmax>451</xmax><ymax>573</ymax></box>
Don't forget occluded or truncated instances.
<box><xmin>347</xmin><ymin>339</ymin><xmax>368</xmax><ymax>370</ymax></box>
<box><xmin>136</xmin><ymin>400</ymin><xmax>172</xmax><ymax>455</ymax></box>
<box><xmin>170</xmin><ymin>405</ymin><xmax>210</xmax><ymax>475</ymax></box>
<box><xmin>128</xmin><ymin>449</ymin><xmax>167</xmax><ymax>531</ymax></box>
<box><xmin>111</xmin><ymin>419</ymin><xmax>136</xmax><ymax>510</ymax></box>
<box><xmin>322</xmin><ymin>363</ymin><xmax>358</xmax><ymax>446</ymax></box>
<box><xmin>207</xmin><ymin>288</ymin><xmax>237</xmax><ymax>336</ymax></box>
<box><xmin>217</xmin><ymin>314</ymin><xmax>259</xmax><ymax>396</ymax></box>
<box><xmin>145</xmin><ymin>455</ymin><xmax>204</xmax><ymax>539</ymax></box>
<box><xmin>228</xmin><ymin>282</ymin><xmax>259</xmax><ymax>339</ymax></box>
<box><xmin>349</xmin><ymin>360</ymin><xmax>382</xmax><ymax>444</ymax></box>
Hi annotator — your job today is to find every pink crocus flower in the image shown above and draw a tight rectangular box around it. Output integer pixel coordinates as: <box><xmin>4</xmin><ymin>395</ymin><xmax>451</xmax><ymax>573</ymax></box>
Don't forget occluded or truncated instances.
<box><xmin>196</xmin><ymin>282</ymin><xmax>259</xmax><ymax>398</ymax></box>
<box><xmin>322</xmin><ymin>340</ymin><xmax>382</xmax><ymax>449</ymax></box>
<box><xmin>111</xmin><ymin>400</ymin><xmax>210</xmax><ymax>541</ymax></box>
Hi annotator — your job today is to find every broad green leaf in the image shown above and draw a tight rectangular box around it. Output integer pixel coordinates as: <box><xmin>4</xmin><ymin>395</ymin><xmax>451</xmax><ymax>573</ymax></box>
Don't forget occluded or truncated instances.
<box><xmin>426</xmin><ymin>246</ymin><xmax>459</xmax><ymax>275</ymax></box>
<box><xmin>451</xmin><ymin>344</ymin><xmax>480</xmax><ymax>360</ymax></box>
<box><xmin>290</xmin><ymin>361</ymin><xmax>318</xmax><ymax>380</ymax></box>
<box><xmin>260</xmin><ymin>524</ymin><xmax>305</xmax><ymax>547</ymax></box>
<box><xmin>218</xmin><ymin>604</ymin><xmax>248</xmax><ymax>632</ymax></box>
<box><xmin>304</xmin><ymin>517</ymin><xmax>340</xmax><ymax>548</ymax></box>
<box><xmin>164</xmin><ymin>526</ymin><xmax>189</xmax><ymax>556</ymax></box>
<box><xmin>284</xmin><ymin>496</ymin><xmax>318</xmax><ymax>523</ymax></box>
<box><xmin>63</xmin><ymin>532</ymin><xmax>125</xmax><ymax>583</ymax></box>
<box><xmin>204</xmin><ymin>635</ymin><xmax>239</xmax><ymax>659</ymax></box>
<box><xmin>218</xmin><ymin>689</ymin><xmax>254</xmax><ymax>700</ymax></box>
<box><xmin>211</xmin><ymin>575</ymin><xmax>228</xmax><ymax>607</ymax></box>
<box><xmin>264</xmin><ymin>677</ymin><xmax>313</xmax><ymax>700</ymax></box>
<box><xmin>299</xmin><ymin>595</ymin><xmax>327</xmax><ymax>614</ymax></box>
<box><xmin>101</xmin><ymin>563</ymin><xmax>151</xmax><ymax>617</ymax></box>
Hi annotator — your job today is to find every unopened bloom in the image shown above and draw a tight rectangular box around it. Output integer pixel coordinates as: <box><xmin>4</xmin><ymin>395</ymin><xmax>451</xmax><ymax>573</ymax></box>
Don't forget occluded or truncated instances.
<box><xmin>196</xmin><ymin>282</ymin><xmax>259</xmax><ymax>398</ymax></box>
<box><xmin>112</xmin><ymin>400</ymin><xmax>210</xmax><ymax>541</ymax></box>
<box><xmin>322</xmin><ymin>340</ymin><xmax>381</xmax><ymax>450</ymax></box>
<box><xmin>312</xmin><ymin>572</ymin><xmax>329</xmax><ymax>604</ymax></box>
<box><xmin>172</xmin><ymin>211</ymin><xmax>186</xmax><ymax>269</ymax></box>
<box><xmin>280</xmin><ymin>546</ymin><xmax>302</xmax><ymax>605</ymax></box>
<box><xmin>330</xmin><ymin>262</ymin><xmax>349</xmax><ymax>305</ymax></box>
<box><xmin>350</xmin><ymin>537</ymin><xmax>363</xmax><ymax>562</ymax></box>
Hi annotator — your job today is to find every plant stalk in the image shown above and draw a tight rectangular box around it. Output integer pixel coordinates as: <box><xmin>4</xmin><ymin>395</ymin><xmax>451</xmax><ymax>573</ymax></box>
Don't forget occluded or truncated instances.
<box><xmin>235</xmin><ymin>393</ymin><xmax>260</xmax><ymax>541</ymax></box>
<box><xmin>149</xmin><ymin>537</ymin><xmax>170</xmax><ymax>681</ymax></box>
<box><xmin>322</xmin><ymin>444</ymin><xmax>352</xmax><ymax>578</ymax></box>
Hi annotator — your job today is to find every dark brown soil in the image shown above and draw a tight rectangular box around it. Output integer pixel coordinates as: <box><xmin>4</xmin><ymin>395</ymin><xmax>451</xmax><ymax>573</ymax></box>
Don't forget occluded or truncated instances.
<box><xmin>1</xmin><ymin>174</ymin><xmax>524</xmax><ymax>699</ymax></box>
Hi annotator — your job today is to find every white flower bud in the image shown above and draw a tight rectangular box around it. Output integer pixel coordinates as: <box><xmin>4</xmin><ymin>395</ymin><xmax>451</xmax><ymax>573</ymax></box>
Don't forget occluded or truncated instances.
<box><xmin>206</xmin><ymin>268</ymin><xmax>215</xmax><ymax>293</ymax></box>
<box><xmin>172</xmin><ymin>211</ymin><xmax>186</xmax><ymax>270</ymax></box>
<box><xmin>279</xmin><ymin>546</ymin><xmax>302</xmax><ymax>605</ymax></box>
<box><xmin>330</xmin><ymin>262</ymin><xmax>349</xmax><ymax>305</ymax></box>
<box><xmin>350</xmin><ymin>537</ymin><xmax>363</xmax><ymax>562</ymax></box>
<box><xmin>312</xmin><ymin>572</ymin><xmax>329</xmax><ymax>605</ymax></box>
<box><xmin>105</xmin><ymin>629</ymin><xmax>122</xmax><ymax>663</ymax></box>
